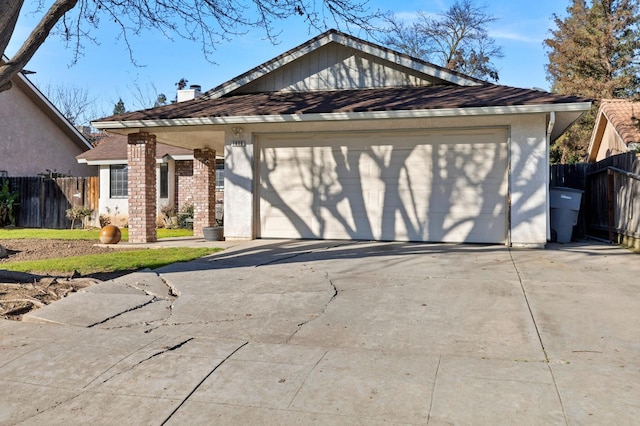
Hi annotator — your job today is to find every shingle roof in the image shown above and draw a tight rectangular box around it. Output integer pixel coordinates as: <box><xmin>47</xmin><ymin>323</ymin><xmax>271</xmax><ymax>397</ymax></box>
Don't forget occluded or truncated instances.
<box><xmin>600</xmin><ymin>99</ymin><xmax>640</xmax><ymax>144</ymax></box>
<box><xmin>98</xmin><ymin>84</ymin><xmax>590</xmax><ymax>123</ymax></box>
<box><xmin>77</xmin><ymin>133</ymin><xmax>193</xmax><ymax>162</ymax></box>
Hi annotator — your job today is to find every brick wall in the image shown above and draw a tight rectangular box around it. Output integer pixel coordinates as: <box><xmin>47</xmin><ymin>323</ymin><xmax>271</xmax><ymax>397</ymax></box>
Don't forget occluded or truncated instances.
<box><xmin>192</xmin><ymin>149</ymin><xmax>216</xmax><ymax>237</ymax></box>
<box><xmin>127</xmin><ymin>132</ymin><xmax>157</xmax><ymax>243</ymax></box>
<box><xmin>175</xmin><ymin>160</ymin><xmax>194</xmax><ymax>211</ymax></box>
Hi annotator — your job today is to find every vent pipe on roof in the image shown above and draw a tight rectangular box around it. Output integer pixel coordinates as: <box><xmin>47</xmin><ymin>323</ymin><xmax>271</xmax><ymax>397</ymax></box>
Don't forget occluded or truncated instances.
<box><xmin>177</xmin><ymin>84</ymin><xmax>202</xmax><ymax>102</ymax></box>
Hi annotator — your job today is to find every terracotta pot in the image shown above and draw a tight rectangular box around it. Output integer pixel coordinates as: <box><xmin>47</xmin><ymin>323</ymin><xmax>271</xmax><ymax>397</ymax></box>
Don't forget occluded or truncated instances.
<box><xmin>99</xmin><ymin>225</ymin><xmax>122</xmax><ymax>244</ymax></box>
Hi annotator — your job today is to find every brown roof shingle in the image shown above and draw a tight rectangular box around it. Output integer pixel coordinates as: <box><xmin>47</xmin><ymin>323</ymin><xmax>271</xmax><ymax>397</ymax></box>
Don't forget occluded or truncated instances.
<box><xmin>96</xmin><ymin>84</ymin><xmax>590</xmax><ymax>123</ymax></box>
<box><xmin>77</xmin><ymin>133</ymin><xmax>193</xmax><ymax>162</ymax></box>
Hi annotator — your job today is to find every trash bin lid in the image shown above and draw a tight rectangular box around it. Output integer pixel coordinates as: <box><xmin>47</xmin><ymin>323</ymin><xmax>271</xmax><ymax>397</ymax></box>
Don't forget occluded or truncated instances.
<box><xmin>550</xmin><ymin>187</ymin><xmax>584</xmax><ymax>210</ymax></box>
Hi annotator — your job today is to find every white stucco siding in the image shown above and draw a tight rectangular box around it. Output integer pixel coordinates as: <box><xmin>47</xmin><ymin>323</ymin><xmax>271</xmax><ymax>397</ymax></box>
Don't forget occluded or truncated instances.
<box><xmin>237</xmin><ymin>43</ymin><xmax>436</xmax><ymax>94</ymax></box>
<box><xmin>223</xmin><ymin>133</ymin><xmax>254</xmax><ymax>239</ymax></box>
<box><xmin>0</xmin><ymin>84</ymin><xmax>95</xmax><ymax>177</ymax></box>
<box><xmin>595</xmin><ymin>122</ymin><xmax>629</xmax><ymax>161</ymax></box>
<box><xmin>508</xmin><ymin>114</ymin><xmax>549</xmax><ymax>247</ymax></box>
<box><xmin>98</xmin><ymin>165</ymin><xmax>129</xmax><ymax>227</ymax></box>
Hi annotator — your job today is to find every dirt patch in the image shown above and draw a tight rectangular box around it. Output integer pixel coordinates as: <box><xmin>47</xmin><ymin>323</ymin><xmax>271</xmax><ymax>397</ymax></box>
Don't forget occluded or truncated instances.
<box><xmin>0</xmin><ymin>239</ymin><xmax>130</xmax><ymax>320</ymax></box>
<box><xmin>0</xmin><ymin>239</ymin><xmax>113</xmax><ymax>262</ymax></box>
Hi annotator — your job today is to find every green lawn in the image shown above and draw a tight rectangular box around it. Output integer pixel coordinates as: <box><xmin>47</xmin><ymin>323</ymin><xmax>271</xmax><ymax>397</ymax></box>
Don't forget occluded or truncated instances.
<box><xmin>0</xmin><ymin>227</ymin><xmax>220</xmax><ymax>276</ymax></box>
<box><xmin>0</xmin><ymin>227</ymin><xmax>193</xmax><ymax>241</ymax></box>
<box><xmin>1</xmin><ymin>247</ymin><xmax>221</xmax><ymax>276</ymax></box>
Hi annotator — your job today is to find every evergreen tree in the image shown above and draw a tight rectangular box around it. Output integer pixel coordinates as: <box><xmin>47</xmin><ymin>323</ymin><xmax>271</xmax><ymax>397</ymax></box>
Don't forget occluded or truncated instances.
<box><xmin>544</xmin><ymin>0</ymin><xmax>640</xmax><ymax>163</ymax></box>
<box><xmin>113</xmin><ymin>98</ymin><xmax>126</xmax><ymax>116</ymax></box>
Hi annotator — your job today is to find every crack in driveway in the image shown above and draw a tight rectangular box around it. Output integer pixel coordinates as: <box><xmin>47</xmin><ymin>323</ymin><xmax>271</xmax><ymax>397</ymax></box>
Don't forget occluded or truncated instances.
<box><xmin>87</xmin><ymin>298</ymin><xmax>159</xmax><ymax>328</ymax></box>
<box><xmin>284</xmin><ymin>272</ymin><xmax>339</xmax><ymax>344</ymax></box>
<box><xmin>95</xmin><ymin>337</ymin><xmax>195</xmax><ymax>386</ymax></box>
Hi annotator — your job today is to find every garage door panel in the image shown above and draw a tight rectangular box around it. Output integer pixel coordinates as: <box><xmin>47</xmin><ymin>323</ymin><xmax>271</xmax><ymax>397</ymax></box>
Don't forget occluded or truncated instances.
<box><xmin>258</xmin><ymin>129</ymin><xmax>508</xmax><ymax>243</ymax></box>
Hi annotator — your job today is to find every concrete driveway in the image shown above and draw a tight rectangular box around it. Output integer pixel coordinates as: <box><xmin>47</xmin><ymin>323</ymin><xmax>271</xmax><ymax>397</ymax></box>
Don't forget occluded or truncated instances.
<box><xmin>1</xmin><ymin>240</ymin><xmax>639</xmax><ymax>425</ymax></box>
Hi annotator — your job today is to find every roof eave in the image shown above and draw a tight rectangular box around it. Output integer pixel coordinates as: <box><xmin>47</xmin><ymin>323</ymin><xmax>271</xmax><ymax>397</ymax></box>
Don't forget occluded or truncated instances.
<box><xmin>77</xmin><ymin>159</ymin><xmax>125</xmax><ymax>165</ymax></box>
<box><xmin>92</xmin><ymin>102</ymin><xmax>593</xmax><ymax>129</ymax></box>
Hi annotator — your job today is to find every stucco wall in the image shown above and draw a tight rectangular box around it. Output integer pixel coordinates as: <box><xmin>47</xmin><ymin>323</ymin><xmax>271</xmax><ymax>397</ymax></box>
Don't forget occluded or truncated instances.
<box><xmin>224</xmin><ymin>134</ymin><xmax>254</xmax><ymax>239</ymax></box>
<box><xmin>222</xmin><ymin>113</ymin><xmax>551</xmax><ymax>246</ymax></box>
<box><xmin>595</xmin><ymin>122</ymin><xmax>629</xmax><ymax>161</ymax></box>
<box><xmin>0</xmin><ymin>84</ymin><xmax>95</xmax><ymax>177</ymax></box>
<box><xmin>98</xmin><ymin>161</ymin><xmax>178</xmax><ymax>227</ymax></box>
<box><xmin>98</xmin><ymin>165</ymin><xmax>130</xmax><ymax>227</ymax></box>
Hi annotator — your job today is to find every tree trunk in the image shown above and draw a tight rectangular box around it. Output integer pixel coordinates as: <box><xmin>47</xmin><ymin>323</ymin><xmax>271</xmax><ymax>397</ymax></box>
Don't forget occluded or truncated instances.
<box><xmin>0</xmin><ymin>0</ymin><xmax>78</xmax><ymax>93</ymax></box>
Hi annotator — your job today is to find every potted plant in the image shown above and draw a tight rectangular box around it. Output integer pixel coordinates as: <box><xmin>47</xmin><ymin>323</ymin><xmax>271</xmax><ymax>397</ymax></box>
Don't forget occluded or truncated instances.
<box><xmin>202</xmin><ymin>216</ymin><xmax>223</xmax><ymax>241</ymax></box>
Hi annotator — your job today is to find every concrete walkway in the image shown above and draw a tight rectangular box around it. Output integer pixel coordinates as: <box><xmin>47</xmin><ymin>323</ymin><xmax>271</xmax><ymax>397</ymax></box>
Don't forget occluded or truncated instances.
<box><xmin>1</xmin><ymin>239</ymin><xmax>639</xmax><ymax>425</ymax></box>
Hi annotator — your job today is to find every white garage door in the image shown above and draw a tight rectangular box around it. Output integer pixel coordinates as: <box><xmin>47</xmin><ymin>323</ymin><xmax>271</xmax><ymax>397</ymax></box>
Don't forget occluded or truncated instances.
<box><xmin>257</xmin><ymin>129</ymin><xmax>508</xmax><ymax>243</ymax></box>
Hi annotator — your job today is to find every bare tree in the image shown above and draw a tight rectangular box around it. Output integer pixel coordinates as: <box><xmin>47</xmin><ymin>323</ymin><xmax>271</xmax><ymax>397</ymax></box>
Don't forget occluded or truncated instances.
<box><xmin>128</xmin><ymin>79</ymin><xmax>167</xmax><ymax>110</ymax></box>
<box><xmin>0</xmin><ymin>0</ymin><xmax>387</xmax><ymax>93</ymax></box>
<box><xmin>43</xmin><ymin>83</ymin><xmax>97</xmax><ymax>126</ymax></box>
<box><xmin>382</xmin><ymin>0</ymin><xmax>503</xmax><ymax>81</ymax></box>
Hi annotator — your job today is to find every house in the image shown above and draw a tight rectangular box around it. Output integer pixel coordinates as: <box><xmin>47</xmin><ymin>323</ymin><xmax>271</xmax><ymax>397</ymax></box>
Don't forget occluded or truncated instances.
<box><xmin>92</xmin><ymin>29</ymin><xmax>591</xmax><ymax>246</ymax></box>
<box><xmin>0</xmin><ymin>57</ymin><xmax>94</xmax><ymax>177</ymax></box>
<box><xmin>587</xmin><ymin>99</ymin><xmax>640</xmax><ymax>162</ymax></box>
<box><xmin>76</xmin><ymin>133</ymin><xmax>224</xmax><ymax>226</ymax></box>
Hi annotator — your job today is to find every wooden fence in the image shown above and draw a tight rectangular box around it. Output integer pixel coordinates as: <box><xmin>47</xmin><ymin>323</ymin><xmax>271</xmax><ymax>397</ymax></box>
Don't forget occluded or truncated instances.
<box><xmin>6</xmin><ymin>176</ymin><xmax>99</xmax><ymax>229</ymax></box>
<box><xmin>551</xmin><ymin>152</ymin><xmax>640</xmax><ymax>247</ymax></box>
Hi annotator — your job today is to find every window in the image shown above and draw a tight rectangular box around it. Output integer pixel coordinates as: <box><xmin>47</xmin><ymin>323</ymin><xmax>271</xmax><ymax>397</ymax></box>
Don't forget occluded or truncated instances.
<box><xmin>160</xmin><ymin>163</ymin><xmax>169</xmax><ymax>198</ymax></box>
<box><xmin>216</xmin><ymin>163</ymin><xmax>224</xmax><ymax>190</ymax></box>
<box><xmin>109</xmin><ymin>165</ymin><xmax>128</xmax><ymax>198</ymax></box>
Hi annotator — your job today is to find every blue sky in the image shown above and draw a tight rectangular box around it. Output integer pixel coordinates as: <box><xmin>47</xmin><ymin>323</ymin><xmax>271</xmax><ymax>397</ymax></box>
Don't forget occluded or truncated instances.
<box><xmin>7</xmin><ymin>0</ymin><xmax>568</xmax><ymax>119</ymax></box>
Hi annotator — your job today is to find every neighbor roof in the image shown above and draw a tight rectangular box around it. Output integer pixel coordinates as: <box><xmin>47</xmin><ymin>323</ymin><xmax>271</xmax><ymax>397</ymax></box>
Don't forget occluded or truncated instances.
<box><xmin>77</xmin><ymin>133</ymin><xmax>194</xmax><ymax>164</ymax></box>
<box><xmin>587</xmin><ymin>99</ymin><xmax>640</xmax><ymax>162</ymax></box>
<box><xmin>598</xmin><ymin>99</ymin><xmax>640</xmax><ymax>144</ymax></box>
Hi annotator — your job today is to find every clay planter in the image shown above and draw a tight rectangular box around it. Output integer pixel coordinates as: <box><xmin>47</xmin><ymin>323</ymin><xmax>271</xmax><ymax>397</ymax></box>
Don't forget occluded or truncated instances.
<box><xmin>202</xmin><ymin>226</ymin><xmax>224</xmax><ymax>241</ymax></box>
<box><xmin>99</xmin><ymin>225</ymin><xmax>122</xmax><ymax>244</ymax></box>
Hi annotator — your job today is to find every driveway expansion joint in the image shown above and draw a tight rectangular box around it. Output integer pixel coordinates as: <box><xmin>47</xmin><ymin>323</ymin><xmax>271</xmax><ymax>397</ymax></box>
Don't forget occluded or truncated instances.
<box><xmin>508</xmin><ymin>248</ymin><xmax>569</xmax><ymax>425</ymax></box>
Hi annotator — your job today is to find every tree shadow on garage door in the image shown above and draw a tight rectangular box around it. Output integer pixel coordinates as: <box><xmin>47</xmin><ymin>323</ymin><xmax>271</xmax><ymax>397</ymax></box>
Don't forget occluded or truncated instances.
<box><xmin>237</xmin><ymin>129</ymin><xmax>521</xmax><ymax>244</ymax></box>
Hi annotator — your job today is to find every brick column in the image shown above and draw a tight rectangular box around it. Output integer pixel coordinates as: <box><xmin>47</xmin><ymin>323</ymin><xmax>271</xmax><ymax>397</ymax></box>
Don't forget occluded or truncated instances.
<box><xmin>192</xmin><ymin>149</ymin><xmax>216</xmax><ymax>238</ymax></box>
<box><xmin>127</xmin><ymin>132</ymin><xmax>157</xmax><ymax>243</ymax></box>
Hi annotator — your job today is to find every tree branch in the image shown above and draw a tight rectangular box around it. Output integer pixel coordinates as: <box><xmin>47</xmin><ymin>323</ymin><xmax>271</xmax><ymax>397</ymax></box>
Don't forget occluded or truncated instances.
<box><xmin>0</xmin><ymin>0</ymin><xmax>78</xmax><ymax>92</ymax></box>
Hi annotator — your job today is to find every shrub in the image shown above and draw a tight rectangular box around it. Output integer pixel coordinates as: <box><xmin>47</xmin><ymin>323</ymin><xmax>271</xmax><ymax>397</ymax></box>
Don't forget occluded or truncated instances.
<box><xmin>0</xmin><ymin>180</ymin><xmax>19</xmax><ymax>227</ymax></box>
<box><xmin>66</xmin><ymin>205</ymin><xmax>94</xmax><ymax>229</ymax></box>
<box><xmin>99</xmin><ymin>215</ymin><xmax>111</xmax><ymax>227</ymax></box>
<box><xmin>178</xmin><ymin>202</ymin><xmax>194</xmax><ymax>228</ymax></box>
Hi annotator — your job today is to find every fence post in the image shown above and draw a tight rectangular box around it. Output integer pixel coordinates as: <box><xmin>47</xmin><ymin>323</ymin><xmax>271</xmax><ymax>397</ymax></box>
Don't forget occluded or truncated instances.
<box><xmin>607</xmin><ymin>169</ymin><xmax>615</xmax><ymax>242</ymax></box>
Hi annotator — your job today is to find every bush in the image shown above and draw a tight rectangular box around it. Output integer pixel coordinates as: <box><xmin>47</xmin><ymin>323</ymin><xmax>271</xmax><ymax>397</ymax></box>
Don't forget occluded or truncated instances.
<box><xmin>66</xmin><ymin>205</ymin><xmax>94</xmax><ymax>229</ymax></box>
<box><xmin>178</xmin><ymin>202</ymin><xmax>194</xmax><ymax>229</ymax></box>
<box><xmin>0</xmin><ymin>180</ymin><xmax>19</xmax><ymax>227</ymax></box>
<box><xmin>99</xmin><ymin>215</ymin><xmax>111</xmax><ymax>227</ymax></box>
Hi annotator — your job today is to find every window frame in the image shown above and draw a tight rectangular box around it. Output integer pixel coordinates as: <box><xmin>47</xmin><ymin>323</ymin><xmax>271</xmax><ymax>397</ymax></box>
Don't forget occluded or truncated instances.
<box><xmin>159</xmin><ymin>163</ymin><xmax>169</xmax><ymax>199</ymax></box>
<box><xmin>109</xmin><ymin>164</ymin><xmax>128</xmax><ymax>199</ymax></box>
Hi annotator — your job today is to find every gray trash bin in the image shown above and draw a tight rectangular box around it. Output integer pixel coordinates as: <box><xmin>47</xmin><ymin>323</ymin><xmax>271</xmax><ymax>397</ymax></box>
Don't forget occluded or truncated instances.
<box><xmin>549</xmin><ymin>187</ymin><xmax>584</xmax><ymax>243</ymax></box>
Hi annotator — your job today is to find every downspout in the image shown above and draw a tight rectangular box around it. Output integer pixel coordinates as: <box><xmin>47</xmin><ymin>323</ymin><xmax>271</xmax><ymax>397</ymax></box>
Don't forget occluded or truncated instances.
<box><xmin>546</xmin><ymin>111</ymin><xmax>556</xmax><ymax>241</ymax></box>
